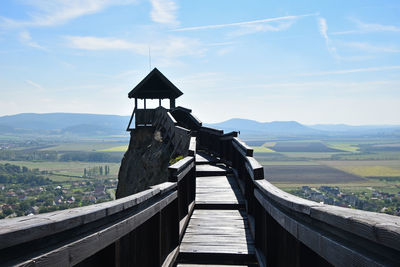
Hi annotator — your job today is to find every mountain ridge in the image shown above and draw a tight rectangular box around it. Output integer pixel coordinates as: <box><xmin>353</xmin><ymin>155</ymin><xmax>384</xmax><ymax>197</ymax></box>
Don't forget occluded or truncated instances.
<box><xmin>0</xmin><ymin>113</ymin><xmax>399</xmax><ymax>137</ymax></box>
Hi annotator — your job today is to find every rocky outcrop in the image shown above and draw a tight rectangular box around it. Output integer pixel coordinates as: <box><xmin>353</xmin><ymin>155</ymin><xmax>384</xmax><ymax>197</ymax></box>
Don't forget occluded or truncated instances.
<box><xmin>116</xmin><ymin>125</ymin><xmax>188</xmax><ymax>198</ymax></box>
<box><xmin>116</xmin><ymin>127</ymin><xmax>168</xmax><ymax>198</ymax></box>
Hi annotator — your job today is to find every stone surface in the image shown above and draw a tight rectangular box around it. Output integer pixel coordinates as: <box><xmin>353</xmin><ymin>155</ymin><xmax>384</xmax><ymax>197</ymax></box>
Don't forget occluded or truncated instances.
<box><xmin>116</xmin><ymin>127</ymin><xmax>175</xmax><ymax>198</ymax></box>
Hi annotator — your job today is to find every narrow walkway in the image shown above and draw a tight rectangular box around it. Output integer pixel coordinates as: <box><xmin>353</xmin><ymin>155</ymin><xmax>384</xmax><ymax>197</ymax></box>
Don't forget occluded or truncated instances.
<box><xmin>176</xmin><ymin>152</ymin><xmax>257</xmax><ymax>266</ymax></box>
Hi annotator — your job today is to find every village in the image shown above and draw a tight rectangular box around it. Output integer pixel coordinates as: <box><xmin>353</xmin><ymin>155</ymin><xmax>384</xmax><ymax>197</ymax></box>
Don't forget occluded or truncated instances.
<box><xmin>0</xmin><ymin>178</ymin><xmax>117</xmax><ymax>219</ymax></box>
<box><xmin>290</xmin><ymin>185</ymin><xmax>400</xmax><ymax>216</ymax></box>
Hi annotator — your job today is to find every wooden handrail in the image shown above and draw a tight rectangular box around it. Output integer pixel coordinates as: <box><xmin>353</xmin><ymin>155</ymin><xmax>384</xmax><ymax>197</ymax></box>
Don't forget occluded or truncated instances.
<box><xmin>195</xmin><ymin>124</ymin><xmax>400</xmax><ymax>266</ymax></box>
<box><xmin>0</xmin><ymin>182</ymin><xmax>180</xmax><ymax>266</ymax></box>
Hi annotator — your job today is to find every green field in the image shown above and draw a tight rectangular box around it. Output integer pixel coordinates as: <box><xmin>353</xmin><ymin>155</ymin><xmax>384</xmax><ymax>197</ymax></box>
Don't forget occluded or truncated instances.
<box><xmin>251</xmin><ymin>146</ymin><xmax>275</xmax><ymax>153</ymax></box>
<box><xmin>100</xmin><ymin>145</ymin><xmax>129</xmax><ymax>152</ymax></box>
<box><xmin>325</xmin><ymin>143</ymin><xmax>360</xmax><ymax>152</ymax></box>
<box><xmin>41</xmin><ymin>142</ymin><xmax>128</xmax><ymax>152</ymax></box>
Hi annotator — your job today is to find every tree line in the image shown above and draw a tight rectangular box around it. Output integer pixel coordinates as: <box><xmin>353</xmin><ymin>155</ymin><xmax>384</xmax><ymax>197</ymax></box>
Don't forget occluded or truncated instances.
<box><xmin>0</xmin><ymin>150</ymin><xmax>122</xmax><ymax>163</ymax></box>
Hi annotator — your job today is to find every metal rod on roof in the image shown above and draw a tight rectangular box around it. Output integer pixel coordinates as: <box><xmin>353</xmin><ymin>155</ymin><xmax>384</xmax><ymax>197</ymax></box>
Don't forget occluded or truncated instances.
<box><xmin>148</xmin><ymin>46</ymin><xmax>151</xmax><ymax>72</ymax></box>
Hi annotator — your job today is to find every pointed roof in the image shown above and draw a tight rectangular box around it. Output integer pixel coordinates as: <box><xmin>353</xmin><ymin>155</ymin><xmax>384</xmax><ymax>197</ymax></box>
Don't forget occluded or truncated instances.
<box><xmin>128</xmin><ymin>68</ymin><xmax>183</xmax><ymax>99</ymax></box>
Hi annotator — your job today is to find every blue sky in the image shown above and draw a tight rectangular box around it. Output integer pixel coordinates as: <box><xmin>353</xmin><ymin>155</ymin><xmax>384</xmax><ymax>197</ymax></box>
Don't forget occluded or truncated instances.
<box><xmin>0</xmin><ymin>0</ymin><xmax>399</xmax><ymax>125</ymax></box>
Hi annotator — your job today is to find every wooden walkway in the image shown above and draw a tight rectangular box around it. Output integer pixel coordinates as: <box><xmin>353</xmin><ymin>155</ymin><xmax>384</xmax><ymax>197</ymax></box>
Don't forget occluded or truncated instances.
<box><xmin>176</xmin><ymin>153</ymin><xmax>257</xmax><ymax>266</ymax></box>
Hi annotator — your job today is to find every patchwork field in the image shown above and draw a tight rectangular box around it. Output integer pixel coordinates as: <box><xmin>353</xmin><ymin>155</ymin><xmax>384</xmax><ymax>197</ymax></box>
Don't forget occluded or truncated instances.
<box><xmin>263</xmin><ymin>165</ymin><xmax>366</xmax><ymax>183</ymax></box>
<box><xmin>319</xmin><ymin>160</ymin><xmax>400</xmax><ymax>177</ymax></box>
<box><xmin>41</xmin><ymin>142</ymin><xmax>128</xmax><ymax>152</ymax></box>
<box><xmin>0</xmin><ymin>160</ymin><xmax>120</xmax><ymax>181</ymax></box>
<box><xmin>269</xmin><ymin>142</ymin><xmax>344</xmax><ymax>152</ymax></box>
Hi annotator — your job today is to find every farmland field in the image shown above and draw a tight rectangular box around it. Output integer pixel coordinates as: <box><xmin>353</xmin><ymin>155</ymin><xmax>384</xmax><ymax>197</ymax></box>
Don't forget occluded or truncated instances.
<box><xmin>0</xmin><ymin>160</ymin><xmax>120</xmax><ymax>181</ymax></box>
<box><xmin>264</xmin><ymin>165</ymin><xmax>366</xmax><ymax>183</ymax></box>
<box><xmin>100</xmin><ymin>145</ymin><xmax>128</xmax><ymax>152</ymax></box>
<box><xmin>318</xmin><ymin>160</ymin><xmax>400</xmax><ymax>177</ymax></box>
<box><xmin>41</xmin><ymin>142</ymin><xmax>128</xmax><ymax>152</ymax></box>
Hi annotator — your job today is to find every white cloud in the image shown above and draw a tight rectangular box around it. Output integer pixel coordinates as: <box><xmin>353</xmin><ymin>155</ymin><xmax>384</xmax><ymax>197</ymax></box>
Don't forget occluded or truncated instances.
<box><xmin>332</xmin><ymin>19</ymin><xmax>400</xmax><ymax>35</ymax></box>
<box><xmin>149</xmin><ymin>0</ymin><xmax>179</xmax><ymax>25</ymax></box>
<box><xmin>26</xmin><ymin>80</ymin><xmax>45</xmax><ymax>91</ymax></box>
<box><xmin>173</xmin><ymin>14</ymin><xmax>315</xmax><ymax>32</ymax></box>
<box><xmin>19</xmin><ymin>31</ymin><xmax>46</xmax><ymax>50</ymax></box>
<box><xmin>64</xmin><ymin>35</ymin><xmax>205</xmax><ymax>60</ymax></box>
<box><xmin>65</xmin><ymin>36</ymin><xmax>148</xmax><ymax>54</ymax></box>
<box><xmin>339</xmin><ymin>42</ymin><xmax>400</xmax><ymax>53</ymax></box>
<box><xmin>0</xmin><ymin>0</ymin><xmax>137</xmax><ymax>28</ymax></box>
<box><xmin>298</xmin><ymin>65</ymin><xmax>400</xmax><ymax>77</ymax></box>
<box><xmin>318</xmin><ymin>17</ymin><xmax>338</xmax><ymax>57</ymax></box>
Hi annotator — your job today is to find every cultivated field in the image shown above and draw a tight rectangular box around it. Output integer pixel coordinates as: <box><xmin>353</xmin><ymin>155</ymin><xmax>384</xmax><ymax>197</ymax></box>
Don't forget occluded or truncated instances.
<box><xmin>41</xmin><ymin>142</ymin><xmax>128</xmax><ymax>152</ymax></box>
<box><xmin>264</xmin><ymin>165</ymin><xmax>366</xmax><ymax>183</ymax></box>
<box><xmin>0</xmin><ymin>160</ymin><xmax>120</xmax><ymax>181</ymax></box>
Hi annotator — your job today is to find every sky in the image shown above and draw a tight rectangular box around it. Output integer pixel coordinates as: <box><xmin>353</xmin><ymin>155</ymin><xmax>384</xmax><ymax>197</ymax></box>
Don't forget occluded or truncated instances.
<box><xmin>0</xmin><ymin>0</ymin><xmax>399</xmax><ymax>125</ymax></box>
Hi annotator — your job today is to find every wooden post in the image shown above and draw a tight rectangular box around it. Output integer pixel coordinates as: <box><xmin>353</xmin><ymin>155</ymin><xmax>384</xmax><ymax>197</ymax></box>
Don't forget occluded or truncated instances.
<box><xmin>170</xmin><ymin>98</ymin><xmax>175</xmax><ymax>109</ymax></box>
<box><xmin>144</xmin><ymin>99</ymin><xmax>147</xmax><ymax>126</ymax></box>
<box><xmin>159</xmin><ymin>99</ymin><xmax>162</xmax><ymax>107</ymax></box>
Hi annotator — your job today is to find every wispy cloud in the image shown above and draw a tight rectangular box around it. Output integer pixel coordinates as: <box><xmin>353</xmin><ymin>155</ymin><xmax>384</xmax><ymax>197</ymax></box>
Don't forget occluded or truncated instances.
<box><xmin>64</xmin><ymin>35</ymin><xmax>205</xmax><ymax>59</ymax></box>
<box><xmin>65</xmin><ymin>36</ymin><xmax>148</xmax><ymax>54</ymax></box>
<box><xmin>332</xmin><ymin>19</ymin><xmax>400</xmax><ymax>35</ymax></box>
<box><xmin>173</xmin><ymin>14</ymin><xmax>315</xmax><ymax>32</ymax></box>
<box><xmin>149</xmin><ymin>0</ymin><xmax>179</xmax><ymax>25</ymax></box>
<box><xmin>0</xmin><ymin>0</ymin><xmax>137</xmax><ymax>28</ymax></box>
<box><xmin>19</xmin><ymin>31</ymin><xmax>46</xmax><ymax>50</ymax></box>
<box><xmin>298</xmin><ymin>65</ymin><xmax>400</xmax><ymax>77</ymax></box>
<box><xmin>339</xmin><ymin>41</ymin><xmax>400</xmax><ymax>53</ymax></box>
<box><xmin>26</xmin><ymin>80</ymin><xmax>45</xmax><ymax>91</ymax></box>
<box><xmin>318</xmin><ymin>17</ymin><xmax>338</xmax><ymax>57</ymax></box>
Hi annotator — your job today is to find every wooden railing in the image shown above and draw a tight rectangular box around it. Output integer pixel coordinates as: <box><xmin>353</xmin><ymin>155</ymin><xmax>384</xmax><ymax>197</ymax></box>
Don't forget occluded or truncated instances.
<box><xmin>0</xmin><ymin>134</ymin><xmax>196</xmax><ymax>267</ymax></box>
<box><xmin>135</xmin><ymin>108</ymin><xmax>156</xmax><ymax>127</ymax></box>
<box><xmin>194</xmin><ymin>122</ymin><xmax>400</xmax><ymax>267</ymax></box>
<box><xmin>0</xmin><ymin>182</ymin><xmax>179</xmax><ymax>266</ymax></box>
<box><xmin>2</xmin><ymin>106</ymin><xmax>400</xmax><ymax>266</ymax></box>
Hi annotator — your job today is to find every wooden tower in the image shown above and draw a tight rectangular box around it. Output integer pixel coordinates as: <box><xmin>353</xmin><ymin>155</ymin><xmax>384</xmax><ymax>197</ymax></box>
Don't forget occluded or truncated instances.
<box><xmin>126</xmin><ymin>68</ymin><xmax>183</xmax><ymax>130</ymax></box>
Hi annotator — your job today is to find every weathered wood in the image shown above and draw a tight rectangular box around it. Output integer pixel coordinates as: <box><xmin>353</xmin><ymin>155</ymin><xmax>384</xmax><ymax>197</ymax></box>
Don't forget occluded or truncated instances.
<box><xmin>196</xmin><ymin>164</ymin><xmax>231</xmax><ymax>177</ymax></box>
<box><xmin>195</xmin><ymin>152</ymin><xmax>219</xmax><ymax>165</ymax></box>
<box><xmin>254</xmin><ymin>188</ymin><xmax>400</xmax><ymax>266</ymax></box>
<box><xmin>244</xmin><ymin>156</ymin><xmax>264</xmax><ymax>180</ymax></box>
<box><xmin>169</xmin><ymin>156</ymin><xmax>195</xmax><ymax>182</ymax></box>
<box><xmin>180</xmin><ymin>210</ymin><xmax>255</xmax><ymax>256</ymax></box>
<box><xmin>0</xmin><ymin>187</ymin><xmax>163</xmax><ymax>250</ymax></box>
<box><xmin>195</xmin><ymin>176</ymin><xmax>244</xmax><ymax>209</ymax></box>
<box><xmin>255</xmin><ymin>179</ymin><xmax>400</xmax><ymax>254</ymax></box>
<box><xmin>12</xmin><ymin>191</ymin><xmax>177</xmax><ymax>267</ymax></box>
<box><xmin>232</xmin><ymin>138</ymin><xmax>253</xmax><ymax>157</ymax></box>
<box><xmin>188</xmin><ymin>137</ymin><xmax>196</xmax><ymax>156</ymax></box>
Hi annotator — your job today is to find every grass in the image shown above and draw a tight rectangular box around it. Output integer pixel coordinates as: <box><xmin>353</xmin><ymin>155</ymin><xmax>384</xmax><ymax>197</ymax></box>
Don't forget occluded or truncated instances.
<box><xmin>251</xmin><ymin>146</ymin><xmax>275</xmax><ymax>153</ymax></box>
<box><xmin>99</xmin><ymin>146</ymin><xmax>128</xmax><ymax>152</ymax></box>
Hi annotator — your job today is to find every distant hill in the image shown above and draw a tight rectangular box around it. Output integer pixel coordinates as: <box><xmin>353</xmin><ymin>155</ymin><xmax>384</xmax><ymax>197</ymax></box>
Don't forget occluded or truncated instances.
<box><xmin>0</xmin><ymin>113</ymin><xmax>399</xmax><ymax>139</ymax></box>
<box><xmin>207</xmin><ymin>118</ymin><xmax>400</xmax><ymax>138</ymax></box>
<box><xmin>206</xmin><ymin>118</ymin><xmax>322</xmax><ymax>136</ymax></box>
<box><xmin>0</xmin><ymin>113</ymin><xmax>130</xmax><ymax>137</ymax></box>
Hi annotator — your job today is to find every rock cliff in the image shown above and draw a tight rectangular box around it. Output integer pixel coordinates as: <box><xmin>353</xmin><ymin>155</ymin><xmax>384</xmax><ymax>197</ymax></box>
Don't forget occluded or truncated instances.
<box><xmin>116</xmin><ymin>126</ymin><xmax>185</xmax><ymax>198</ymax></box>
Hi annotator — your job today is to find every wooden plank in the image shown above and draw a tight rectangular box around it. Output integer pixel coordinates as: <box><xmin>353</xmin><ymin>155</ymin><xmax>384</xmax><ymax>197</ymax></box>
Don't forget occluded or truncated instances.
<box><xmin>196</xmin><ymin>164</ymin><xmax>230</xmax><ymax>177</ymax></box>
<box><xmin>180</xmin><ymin>210</ymin><xmax>255</xmax><ymax>257</ymax></box>
<box><xmin>0</xmin><ymin>186</ymin><xmax>165</xmax><ymax>250</ymax></box>
<box><xmin>13</xmin><ymin>191</ymin><xmax>178</xmax><ymax>267</ymax></box>
<box><xmin>196</xmin><ymin>152</ymin><xmax>219</xmax><ymax>165</ymax></box>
